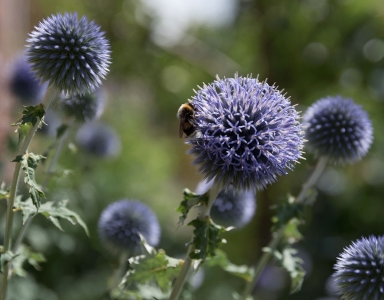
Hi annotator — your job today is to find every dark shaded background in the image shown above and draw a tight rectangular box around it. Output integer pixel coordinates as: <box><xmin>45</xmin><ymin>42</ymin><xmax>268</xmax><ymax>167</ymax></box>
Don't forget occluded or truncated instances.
<box><xmin>1</xmin><ymin>0</ymin><xmax>383</xmax><ymax>299</ymax></box>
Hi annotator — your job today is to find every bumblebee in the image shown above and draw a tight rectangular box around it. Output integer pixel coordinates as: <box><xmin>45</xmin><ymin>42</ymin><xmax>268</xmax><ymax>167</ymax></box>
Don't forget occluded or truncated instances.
<box><xmin>177</xmin><ymin>102</ymin><xmax>196</xmax><ymax>138</ymax></box>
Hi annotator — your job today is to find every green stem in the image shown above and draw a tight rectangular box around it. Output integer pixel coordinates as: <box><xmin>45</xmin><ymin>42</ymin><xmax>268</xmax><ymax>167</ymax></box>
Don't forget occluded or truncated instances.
<box><xmin>13</xmin><ymin>125</ymin><xmax>69</xmax><ymax>253</ymax></box>
<box><xmin>242</xmin><ymin>156</ymin><xmax>328</xmax><ymax>299</ymax></box>
<box><xmin>169</xmin><ymin>183</ymin><xmax>221</xmax><ymax>300</ymax></box>
<box><xmin>1</xmin><ymin>85</ymin><xmax>58</xmax><ymax>300</ymax></box>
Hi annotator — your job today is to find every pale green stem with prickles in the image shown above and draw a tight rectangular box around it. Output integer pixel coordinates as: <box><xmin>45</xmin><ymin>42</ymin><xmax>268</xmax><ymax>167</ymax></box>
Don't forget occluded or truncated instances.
<box><xmin>169</xmin><ymin>183</ymin><xmax>222</xmax><ymax>300</ymax></box>
<box><xmin>1</xmin><ymin>85</ymin><xmax>59</xmax><ymax>300</ymax></box>
<box><xmin>242</xmin><ymin>156</ymin><xmax>328</xmax><ymax>299</ymax></box>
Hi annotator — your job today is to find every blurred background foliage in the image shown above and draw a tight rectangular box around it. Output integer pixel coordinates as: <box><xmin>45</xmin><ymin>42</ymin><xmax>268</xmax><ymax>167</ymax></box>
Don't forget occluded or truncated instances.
<box><xmin>1</xmin><ymin>0</ymin><xmax>384</xmax><ymax>299</ymax></box>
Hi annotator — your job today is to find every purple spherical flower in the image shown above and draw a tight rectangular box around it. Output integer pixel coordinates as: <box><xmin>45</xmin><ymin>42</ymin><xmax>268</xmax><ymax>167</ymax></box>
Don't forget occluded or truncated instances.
<box><xmin>303</xmin><ymin>96</ymin><xmax>373</xmax><ymax>165</ymax></box>
<box><xmin>61</xmin><ymin>88</ymin><xmax>105</xmax><ymax>122</ymax></box>
<box><xmin>187</xmin><ymin>74</ymin><xmax>304</xmax><ymax>191</ymax></box>
<box><xmin>333</xmin><ymin>236</ymin><xmax>384</xmax><ymax>300</ymax></box>
<box><xmin>27</xmin><ymin>12</ymin><xmax>111</xmax><ymax>96</ymax></box>
<box><xmin>9</xmin><ymin>55</ymin><xmax>47</xmax><ymax>105</ymax></box>
<box><xmin>98</xmin><ymin>200</ymin><xmax>161</xmax><ymax>254</ymax></box>
<box><xmin>76</xmin><ymin>122</ymin><xmax>121</xmax><ymax>158</ymax></box>
<box><xmin>196</xmin><ymin>179</ymin><xmax>256</xmax><ymax>228</ymax></box>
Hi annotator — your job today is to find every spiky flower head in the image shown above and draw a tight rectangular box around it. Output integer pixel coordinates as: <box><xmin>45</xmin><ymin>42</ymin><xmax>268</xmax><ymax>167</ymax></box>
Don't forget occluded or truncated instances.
<box><xmin>196</xmin><ymin>179</ymin><xmax>256</xmax><ymax>228</ymax></box>
<box><xmin>26</xmin><ymin>12</ymin><xmax>111</xmax><ymax>96</ymax></box>
<box><xmin>303</xmin><ymin>96</ymin><xmax>373</xmax><ymax>165</ymax></box>
<box><xmin>76</xmin><ymin>122</ymin><xmax>121</xmax><ymax>157</ymax></box>
<box><xmin>9</xmin><ymin>54</ymin><xmax>47</xmax><ymax>105</ymax></box>
<box><xmin>333</xmin><ymin>236</ymin><xmax>384</xmax><ymax>300</ymax></box>
<box><xmin>61</xmin><ymin>88</ymin><xmax>105</xmax><ymax>122</ymax></box>
<box><xmin>187</xmin><ymin>74</ymin><xmax>304</xmax><ymax>191</ymax></box>
<box><xmin>98</xmin><ymin>200</ymin><xmax>161</xmax><ymax>254</ymax></box>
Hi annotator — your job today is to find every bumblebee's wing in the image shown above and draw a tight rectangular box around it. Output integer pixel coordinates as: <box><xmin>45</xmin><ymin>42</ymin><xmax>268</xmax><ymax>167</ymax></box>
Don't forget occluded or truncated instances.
<box><xmin>179</xmin><ymin>121</ymin><xmax>184</xmax><ymax>138</ymax></box>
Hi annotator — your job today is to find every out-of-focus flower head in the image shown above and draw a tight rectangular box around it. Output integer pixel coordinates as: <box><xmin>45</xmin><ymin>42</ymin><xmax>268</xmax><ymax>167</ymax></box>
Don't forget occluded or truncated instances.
<box><xmin>303</xmin><ymin>96</ymin><xmax>373</xmax><ymax>165</ymax></box>
<box><xmin>76</xmin><ymin>122</ymin><xmax>121</xmax><ymax>158</ymax></box>
<box><xmin>333</xmin><ymin>235</ymin><xmax>384</xmax><ymax>300</ymax></box>
<box><xmin>187</xmin><ymin>74</ymin><xmax>304</xmax><ymax>191</ymax></box>
<box><xmin>26</xmin><ymin>12</ymin><xmax>111</xmax><ymax>96</ymax></box>
<box><xmin>98</xmin><ymin>199</ymin><xmax>161</xmax><ymax>254</ymax></box>
<box><xmin>8</xmin><ymin>54</ymin><xmax>47</xmax><ymax>105</ymax></box>
<box><xmin>61</xmin><ymin>88</ymin><xmax>106</xmax><ymax>122</ymax></box>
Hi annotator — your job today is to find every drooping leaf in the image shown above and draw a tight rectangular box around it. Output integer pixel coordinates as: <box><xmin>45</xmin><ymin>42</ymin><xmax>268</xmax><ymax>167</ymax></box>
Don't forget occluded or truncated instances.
<box><xmin>176</xmin><ymin>189</ymin><xmax>209</xmax><ymax>226</ymax></box>
<box><xmin>12</xmin><ymin>104</ymin><xmax>45</xmax><ymax>143</ymax></box>
<box><xmin>188</xmin><ymin>218</ymin><xmax>226</xmax><ymax>260</ymax></box>
<box><xmin>12</xmin><ymin>153</ymin><xmax>45</xmax><ymax>209</ymax></box>
<box><xmin>264</xmin><ymin>245</ymin><xmax>306</xmax><ymax>294</ymax></box>
<box><xmin>119</xmin><ymin>247</ymin><xmax>182</xmax><ymax>296</ymax></box>
<box><xmin>205</xmin><ymin>249</ymin><xmax>254</xmax><ymax>281</ymax></box>
<box><xmin>11</xmin><ymin>244</ymin><xmax>46</xmax><ymax>277</ymax></box>
<box><xmin>15</xmin><ymin>198</ymin><xmax>89</xmax><ymax>236</ymax></box>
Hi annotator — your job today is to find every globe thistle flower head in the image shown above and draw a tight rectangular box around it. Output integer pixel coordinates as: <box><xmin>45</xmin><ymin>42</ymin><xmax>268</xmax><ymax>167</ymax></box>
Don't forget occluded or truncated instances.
<box><xmin>195</xmin><ymin>179</ymin><xmax>256</xmax><ymax>228</ymax></box>
<box><xmin>26</xmin><ymin>12</ymin><xmax>111</xmax><ymax>96</ymax></box>
<box><xmin>333</xmin><ymin>235</ymin><xmax>384</xmax><ymax>300</ymax></box>
<box><xmin>187</xmin><ymin>74</ymin><xmax>304</xmax><ymax>191</ymax></box>
<box><xmin>76</xmin><ymin>122</ymin><xmax>121</xmax><ymax>158</ymax></box>
<box><xmin>98</xmin><ymin>200</ymin><xmax>161</xmax><ymax>254</ymax></box>
<box><xmin>61</xmin><ymin>88</ymin><xmax>105</xmax><ymax>122</ymax></box>
<box><xmin>9</xmin><ymin>55</ymin><xmax>47</xmax><ymax>105</ymax></box>
<box><xmin>303</xmin><ymin>96</ymin><xmax>373</xmax><ymax>165</ymax></box>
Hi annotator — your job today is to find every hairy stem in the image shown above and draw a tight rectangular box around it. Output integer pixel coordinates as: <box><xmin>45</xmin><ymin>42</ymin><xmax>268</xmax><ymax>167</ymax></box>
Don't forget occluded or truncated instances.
<box><xmin>169</xmin><ymin>184</ymin><xmax>221</xmax><ymax>300</ymax></box>
<box><xmin>242</xmin><ymin>156</ymin><xmax>328</xmax><ymax>299</ymax></box>
<box><xmin>1</xmin><ymin>85</ymin><xmax>58</xmax><ymax>300</ymax></box>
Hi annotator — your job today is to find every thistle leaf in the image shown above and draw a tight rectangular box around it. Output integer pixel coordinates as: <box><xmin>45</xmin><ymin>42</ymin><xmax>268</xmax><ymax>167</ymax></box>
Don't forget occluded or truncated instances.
<box><xmin>176</xmin><ymin>188</ymin><xmax>209</xmax><ymax>226</ymax></box>
<box><xmin>12</xmin><ymin>153</ymin><xmax>45</xmax><ymax>210</ymax></box>
<box><xmin>188</xmin><ymin>218</ymin><xmax>227</xmax><ymax>260</ymax></box>
<box><xmin>15</xmin><ymin>198</ymin><xmax>89</xmax><ymax>236</ymax></box>
<box><xmin>12</xmin><ymin>104</ymin><xmax>45</xmax><ymax>143</ymax></box>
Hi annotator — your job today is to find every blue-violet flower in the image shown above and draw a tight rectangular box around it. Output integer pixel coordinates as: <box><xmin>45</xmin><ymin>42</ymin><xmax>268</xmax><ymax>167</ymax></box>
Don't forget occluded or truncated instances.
<box><xmin>27</xmin><ymin>12</ymin><xmax>111</xmax><ymax>95</ymax></box>
<box><xmin>303</xmin><ymin>96</ymin><xmax>373</xmax><ymax>164</ymax></box>
<box><xmin>187</xmin><ymin>74</ymin><xmax>304</xmax><ymax>191</ymax></box>
<box><xmin>98</xmin><ymin>199</ymin><xmax>161</xmax><ymax>254</ymax></box>
<box><xmin>76</xmin><ymin>122</ymin><xmax>121</xmax><ymax>158</ymax></box>
<box><xmin>333</xmin><ymin>236</ymin><xmax>384</xmax><ymax>300</ymax></box>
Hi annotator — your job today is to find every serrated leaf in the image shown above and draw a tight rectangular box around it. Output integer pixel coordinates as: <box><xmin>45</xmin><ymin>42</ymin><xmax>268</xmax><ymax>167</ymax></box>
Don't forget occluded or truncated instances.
<box><xmin>271</xmin><ymin>195</ymin><xmax>304</xmax><ymax>231</ymax></box>
<box><xmin>12</xmin><ymin>153</ymin><xmax>45</xmax><ymax>209</ymax></box>
<box><xmin>176</xmin><ymin>189</ymin><xmax>209</xmax><ymax>226</ymax></box>
<box><xmin>269</xmin><ymin>246</ymin><xmax>306</xmax><ymax>294</ymax></box>
<box><xmin>206</xmin><ymin>249</ymin><xmax>254</xmax><ymax>281</ymax></box>
<box><xmin>123</xmin><ymin>249</ymin><xmax>182</xmax><ymax>293</ymax></box>
<box><xmin>15</xmin><ymin>198</ymin><xmax>89</xmax><ymax>236</ymax></box>
<box><xmin>12</xmin><ymin>104</ymin><xmax>45</xmax><ymax>143</ymax></box>
<box><xmin>188</xmin><ymin>218</ymin><xmax>226</xmax><ymax>260</ymax></box>
<box><xmin>11</xmin><ymin>244</ymin><xmax>46</xmax><ymax>277</ymax></box>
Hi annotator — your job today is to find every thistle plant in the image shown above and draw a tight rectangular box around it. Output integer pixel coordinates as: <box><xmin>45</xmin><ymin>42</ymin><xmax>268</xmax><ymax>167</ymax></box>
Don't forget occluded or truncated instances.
<box><xmin>0</xmin><ymin>12</ymin><xmax>111</xmax><ymax>300</ymax></box>
<box><xmin>333</xmin><ymin>236</ymin><xmax>384</xmax><ymax>300</ymax></box>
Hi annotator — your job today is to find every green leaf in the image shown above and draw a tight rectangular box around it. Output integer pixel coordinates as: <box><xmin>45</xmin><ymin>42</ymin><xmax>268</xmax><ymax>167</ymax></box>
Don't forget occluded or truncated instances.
<box><xmin>0</xmin><ymin>245</ymin><xmax>45</xmax><ymax>277</ymax></box>
<box><xmin>176</xmin><ymin>189</ymin><xmax>209</xmax><ymax>226</ymax></box>
<box><xmin>188</xmin><ymin>218</ymin><xmax>226</xmax><ymax>260</ymax></box>
<box><xmin>266</xmin><ymin>246</ymin><xmax>306</xmax><ymax>294</ymax></box>
<box><xmin>12</xmin><ymin>153</ymin><xmax>45</xmax><ymax>210</ymax></box>
<box><xmin>0</xmin><ymin>182</ymin><xmax>9</xmax><ymax>198</ymax></box>
<box><xmin>11</xmin><ymin>244</ymin><xmax>46</xmax><ymax>277</ymax></box>
<box><xmin>122</xmin><ymin>249</ymin><xmax>182</xmax><ymax>293</ymax></box>
<box><xmin>271</xmin><ymin>195</ymin><xmax>304</xmax><ymax>231</ymax></box>
<box><xmin>205</xmin><ymin>249</ymin><xmax>254</xmax><ymax>281</ymax></box>
<box><xmin>12</xmin><ymin>104</ymin><xmax>45</xmax><ymax>143</ymax></box>
<box><xmin>15</xmin><ymin>198</ymin><xmax>89</xmax><ymax>236</ymax></box>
